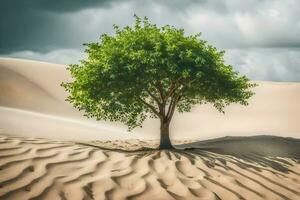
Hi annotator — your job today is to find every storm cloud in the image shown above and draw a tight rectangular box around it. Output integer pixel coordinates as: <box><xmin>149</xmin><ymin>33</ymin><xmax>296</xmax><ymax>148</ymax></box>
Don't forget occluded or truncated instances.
<box><xmin>1</xmin><ymin>0</ymin><xmax>300</xmax><ymax>81</ymax></box>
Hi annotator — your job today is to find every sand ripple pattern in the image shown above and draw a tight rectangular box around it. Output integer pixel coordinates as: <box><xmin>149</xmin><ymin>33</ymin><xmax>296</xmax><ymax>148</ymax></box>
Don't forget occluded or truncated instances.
<box><xmin>0</xmin><ymin>135</ymin><xmax>300</xmax><ymax>200</ymax></box>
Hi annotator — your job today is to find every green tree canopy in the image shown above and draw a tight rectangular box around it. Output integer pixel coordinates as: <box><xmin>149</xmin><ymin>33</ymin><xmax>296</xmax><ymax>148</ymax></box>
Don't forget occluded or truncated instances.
<box><xmin>62</xmin><ymin>15</ymin><xmax>256</xmax><ymax>149</ymax></box>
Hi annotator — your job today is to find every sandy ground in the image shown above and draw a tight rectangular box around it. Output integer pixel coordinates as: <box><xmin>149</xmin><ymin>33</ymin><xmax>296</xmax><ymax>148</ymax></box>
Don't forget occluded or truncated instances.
<box><xmin>0</xmin><ymin>58</ymin><xmax>300</xmax><ymax>200</ymax></box>
<box><xmin>0</xmin><ymin>134</ymin><xmax>299</xmax><ymax>200</ymax></box>
<box><xmin>0</xmin><ymin>57</ymin><xmax>300</xmax><ymax>140</ymax></box>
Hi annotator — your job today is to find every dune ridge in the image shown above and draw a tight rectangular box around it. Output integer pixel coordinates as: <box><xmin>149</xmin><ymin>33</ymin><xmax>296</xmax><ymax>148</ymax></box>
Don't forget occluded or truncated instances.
<box><xmin>0</xmin><ymin>134</ymin><xmax>299</xmax><ymax>200</ymax></box>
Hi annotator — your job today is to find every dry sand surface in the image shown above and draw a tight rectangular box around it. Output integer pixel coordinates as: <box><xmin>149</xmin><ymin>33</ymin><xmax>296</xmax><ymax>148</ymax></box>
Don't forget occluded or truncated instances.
<box><xmin>1</xmin><ymin>57</ymin><xmax>300</xmax><ymax>140</ymax></box>
<box><xmin>0</xmin><ymin>134</ymin><xmax>300</xmax><ymax>200</ymax></box>
<box><xmin>1</xmin><ymin>58</ymin><xmax>300</xmax><ymax>200</ymax></box>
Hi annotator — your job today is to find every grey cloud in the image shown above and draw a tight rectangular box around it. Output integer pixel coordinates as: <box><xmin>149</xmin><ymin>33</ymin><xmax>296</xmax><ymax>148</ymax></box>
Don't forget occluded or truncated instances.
<box><xmin>2</xmin><ymin>0</ymin><xmax>300</xmax><ymax>53</ymax></box>
<box><xmin>3</xmin><ymin>49</ymin><xmax>85</xmax><ymax>65</ymax></box>
<box><xmin>184</xmin><ymin>0</ymin><xmax>300</xmax><ymax>49</ymax></box>
<box><xmin>0</xmin><ymin>0</ymin><xmax>119</xmax><ymax>54</ymax></box>
<box><xmin>224</xmin><ymin>48</ymin><xmax>300</xmax><ymax>82</ymax></box>
<box><xmin>1</xmin><ymin>0</ymin><xmax>300</xmax><ymax>82</ymax></box>
<box><xmin>1</xmin><ymin>0</ymin><xmax>116</xmax><ymax>13</ymax></box>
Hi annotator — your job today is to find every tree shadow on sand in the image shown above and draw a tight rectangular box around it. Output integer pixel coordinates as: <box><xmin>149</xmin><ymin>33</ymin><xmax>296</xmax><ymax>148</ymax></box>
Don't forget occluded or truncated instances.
<box><xmin>177</xmin><ymin>135</ymin><xmax>300</xmax><ymax>173</ymax></box>
<box><xmin>77</xmin><ymin>135</ymin><xmax>300</xmax><ymax>174</ymax></box>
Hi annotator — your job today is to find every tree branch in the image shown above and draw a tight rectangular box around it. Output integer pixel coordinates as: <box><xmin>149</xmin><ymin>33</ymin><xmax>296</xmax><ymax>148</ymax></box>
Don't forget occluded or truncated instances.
<box><xmin>164</xmin><ymin>79</ymin><xmax>196</xmax><ymax>120</ymax></box>
<box><xmin>146</xmin><ymin>78</ymin><xmax>196</xmax><ymax>121</ymax></box>
<box><xmin>166</xmin><ymin>97</ymin><xmax>175</xmax><ymax>118</ymax></box>
<box><xmin>154</xmin><ymin>81</ymin><xmax>165</xmax><ymax>103</ymax></box>
<box><xmin>165</xmin><ymin>80</ymin><xmax>179</xmax><ymax>100</ymax></box>
<box><xmin>166</xmin><ymin>95</ymin><xmax>182</xmax><ymax>121</ymax></box>
<box><xmin>169</xmin><ymin>78</ymin><xmax>197</xmax><ymax>99</ymax></box>
<box><xmin>138</xmin><ymin>97</ymin><xmax>162</xmax><ymax>119</ymax></box>
<box><xmin>146</xmin><ymin>89</ymin><xmax>161</xmax><ymax>105</ymax></box>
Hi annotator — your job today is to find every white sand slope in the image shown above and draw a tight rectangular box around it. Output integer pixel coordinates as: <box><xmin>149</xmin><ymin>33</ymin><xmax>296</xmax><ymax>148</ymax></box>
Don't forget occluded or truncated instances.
<box><xmin>0</xmin><ymin>58</ymin><xmax>130</xmax><ymax>140</ymax></box>
<box><xmin>0</xmin><ymin>57</ymin><xmax>300</xmax><ymax>140</ymax></box>
<box><xmin>0</xmin><ymin>107</ymin><xmax>127</xmax><ymax>141</ymax></box>
<box><xmin>0</xmin><ymin>135</ymin><xmax>299</xmax><ymax>200</ymax></box>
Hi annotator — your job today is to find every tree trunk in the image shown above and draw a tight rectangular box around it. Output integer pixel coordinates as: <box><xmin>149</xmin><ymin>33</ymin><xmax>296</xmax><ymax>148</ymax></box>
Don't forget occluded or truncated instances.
<box><xmin>159</xmin><ymin>120</ymin><xmax>174</xmax><ymax>149</ymax></box>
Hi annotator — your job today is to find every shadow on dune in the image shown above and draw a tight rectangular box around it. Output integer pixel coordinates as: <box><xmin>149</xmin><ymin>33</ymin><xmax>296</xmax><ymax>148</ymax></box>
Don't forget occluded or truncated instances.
<box><xmin>176</xmin><ymin>135</ymin><xmax>300</xmax><ymax>172</ymax></box>
<box><xmin>79</xmin><ymin>135</ymin><xmax>300</xmax><ymax>173</ymax></box>
<box><xmin>1</xmin><ymin>134</ymin><xmax>300</xmax><ymax>199</ymax></box>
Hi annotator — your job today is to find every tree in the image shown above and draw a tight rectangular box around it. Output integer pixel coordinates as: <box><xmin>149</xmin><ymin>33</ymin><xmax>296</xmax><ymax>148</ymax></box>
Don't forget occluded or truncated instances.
<box><xmin>62</xmin><ymin>15</ymin><xmax>256</xmax><ymax>149</ymax></box>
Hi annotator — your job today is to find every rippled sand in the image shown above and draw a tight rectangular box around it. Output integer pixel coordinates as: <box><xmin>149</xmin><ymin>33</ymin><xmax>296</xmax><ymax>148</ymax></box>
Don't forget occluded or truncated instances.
<box><xmin>0</xmin><ymin>135</ymin><xmax>299</xmax><ymax>200</ymax></box>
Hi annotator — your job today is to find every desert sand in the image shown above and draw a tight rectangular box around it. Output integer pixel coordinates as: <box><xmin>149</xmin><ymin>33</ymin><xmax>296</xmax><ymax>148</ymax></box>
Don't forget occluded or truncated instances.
<box><xmin>0</xmin><ymin>134</ymin><xmax>299</xmax><ymax>200</ymax></box>
<box><xmin>0</xmin><ymin>57</ymin><xmax>300</xmax><ymax>199</ymax></box>
<box><xmin>0</xmin><ymin>57</ymin><xmax>299</xmax><ymax>141</ymax></box>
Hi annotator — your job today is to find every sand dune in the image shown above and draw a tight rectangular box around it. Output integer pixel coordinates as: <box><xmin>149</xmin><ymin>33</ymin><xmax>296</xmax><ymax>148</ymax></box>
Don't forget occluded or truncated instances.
<box><xmin>0</xmin><ymin>134</ymin><xmax>299</xmax><ymax>200</ymax></box>
<box><xmin>0</xmin><ymin>63</ymin><xmax>72</xmax><ymax>116</ymax></box>
<box><xmin>0</xmin><ymin>107</ymin><xmax>126</xmax><ymax>140</ymax></box>
<box><xmin>0</xmin><ymin>58</ymin><xmax>78</xmax><ymax>117</ymax></box>
<box><xmin>0</xmin><ymin>58</ymin><xmax>131</xmax><ymax>140</ymax></box>
<box><xmin>1</xmin><ymin>57</ymin><xmax>300</xmax><ymax>140</ymax></box>
<box><xmin>1</xmin><ymin>58</ymin><xmax>300</xmax><ymax>199</ymax></box>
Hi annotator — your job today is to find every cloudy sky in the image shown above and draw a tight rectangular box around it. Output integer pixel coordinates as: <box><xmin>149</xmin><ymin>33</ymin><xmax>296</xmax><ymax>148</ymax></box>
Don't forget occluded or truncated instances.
<box><xmin>1</xmin><ymin>0</ymin><xmax>300</xmax><ymax>82</ymax></box>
